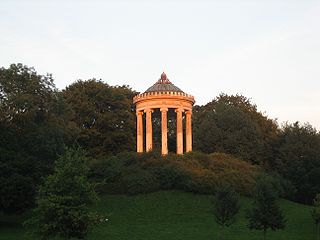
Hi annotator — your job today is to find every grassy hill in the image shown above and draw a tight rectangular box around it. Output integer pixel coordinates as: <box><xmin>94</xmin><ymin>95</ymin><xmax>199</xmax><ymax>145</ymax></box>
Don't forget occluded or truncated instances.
<box><xmin>0</xmin><ymin>191</ymin><xmax>316</xmax><ymax>240</ymax></box>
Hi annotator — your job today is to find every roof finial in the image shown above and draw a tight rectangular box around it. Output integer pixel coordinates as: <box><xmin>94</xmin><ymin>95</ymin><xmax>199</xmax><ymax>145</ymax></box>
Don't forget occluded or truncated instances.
<box><xmin>161</xmin><ymin>72</ymin><xmax>167</xmax><ymax>81</ymax></box>
<box><xmin>158</xmin><ymin>72</ymin><xmax>170</xmax><ymax>84</ymax></box>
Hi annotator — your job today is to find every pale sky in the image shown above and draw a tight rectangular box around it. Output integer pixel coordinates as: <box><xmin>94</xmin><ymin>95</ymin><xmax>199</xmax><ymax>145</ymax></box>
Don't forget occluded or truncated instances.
<box><xmin>1</xmin><ymin>0</ymin><xmax>319</xmax><ymax>129</ymax></box>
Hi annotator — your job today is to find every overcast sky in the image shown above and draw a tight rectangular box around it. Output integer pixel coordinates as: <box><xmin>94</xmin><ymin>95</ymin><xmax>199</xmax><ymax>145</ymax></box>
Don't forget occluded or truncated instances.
<box><xmin>1</xmin><ymin>0</ymin><xmax>319</xmax><ymax>129</ymax></box>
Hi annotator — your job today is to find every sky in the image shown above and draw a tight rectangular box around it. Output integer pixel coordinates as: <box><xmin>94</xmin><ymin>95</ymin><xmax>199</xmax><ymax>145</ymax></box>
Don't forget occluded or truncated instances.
<box><xmin>1</xmin><ymin>0</ymin><xmax>319</xmax><ymax>129</ymax></box>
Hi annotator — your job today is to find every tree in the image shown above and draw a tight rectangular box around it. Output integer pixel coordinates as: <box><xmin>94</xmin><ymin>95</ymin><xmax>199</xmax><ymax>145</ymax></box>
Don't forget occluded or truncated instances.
<box><xmin>193</xmin><ymin>93</ymin><xmax>278</xmax><ymax>165</ymax></box>
<box><xmin>311</xmin><ymin>194</ymin><xmax>320</xmax><ymax>240</ymax></box>
<box><xmin>212</xmin><ymin>184</ymin><xmax>240</xmax><ymax>240</ymax></box>
<box><xmin>246</xmin><ymin>175</ymin><xmax>285</xmax><ymax>240</ymax></box>
<box><xmin>0</xmin><ymin>63</ymin><xmax>55</xmax><ymax>124</ymax></box>
<box><xmin>273</xmin><ymin>122</ymin><xmax>320</xmax><ymax>203</ymax></box>
<box><xmin>0</xmin><ymin>63</ymin><xmax>72</xmax><ymax>213</ymax></box>
<box><xmin>62</xmin><ymin>79</ymin><xmax>137</xmax><ymax>157</ymax></box>
<box><xmin>0</xmin><ymin>149</ymin><xmax>36</xmax><ymax>213</ymax></box>
<box><xmin>25</xmin><ymin>148</ymin><xmax>100</xmax><ymax>239</ymax></box>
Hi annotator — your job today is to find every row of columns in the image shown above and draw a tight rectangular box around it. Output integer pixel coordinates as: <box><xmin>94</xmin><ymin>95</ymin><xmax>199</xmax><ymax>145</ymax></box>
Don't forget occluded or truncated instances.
<box><xmin>136</xmin><ymin>108</ymin><xmax>192</xmax><ymax>155</ymax></box>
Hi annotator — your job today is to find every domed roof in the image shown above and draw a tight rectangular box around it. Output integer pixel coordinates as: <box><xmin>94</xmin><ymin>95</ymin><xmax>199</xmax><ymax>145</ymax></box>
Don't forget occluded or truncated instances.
<box><xmin>144</xmin><ymin>72</ymin><xmax>183</xmax><ymax>93</ymax></box>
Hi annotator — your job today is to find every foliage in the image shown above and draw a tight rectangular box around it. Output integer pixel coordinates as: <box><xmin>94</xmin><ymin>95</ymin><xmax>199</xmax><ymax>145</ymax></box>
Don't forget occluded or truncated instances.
<box><xmin>24</xmin><ymin>148</ymin><xmax>100</xmax><ymax>239</ymax></box>
<box><xmin>193</xmin><ymin>93</ymin><xmax>279</xmax><ymax>165</ymax></box>
<box><xmin>212</xmin><ymin>184</ymin><xmax>240</xmax><ymax>240</ymax></box>
<box><xmin>311</xmin><ymin>194</ymin><xmax>320</xmax><ymax>240</ymax></box>
<box><xmin>62</xmin><ymin>79</ymin><xmax>137</xmax><ymax>157</ymax></box>
<box><xmin>90</xmin><ymin>151</ymin><xmax>259</xmax><ymax>196</ymax></box>
<box><xmin>0</xmin><ymin>152</ymin><xmax>35</xmax><ymax>213</ymax></box>
<box><xmin>0</xmin><ymin>63</ymin><xmax>55</xmax><ymax>124</ymax></box>
<box><xmin>1</xmin><ymin>62</ymin><xmax>320</xmax><ymax>211</ymax></box>
<box><xmin>273</xmin><ymin>122</ymin><xmax>320</xmax><ymax>203</ymax></box>
<box><xmin>0</xmin><ymin>64</ymin><xmax>72</xmax><ymax>213</ymax></box>
<box><xmin>121</xmin><ymin>167</ymin><xmax>161</xmax><ymax>195</ymax></box>
<box><xmin>246</xmin><ymin>174</ymin><xmax>285</xmax><ymax>240</ymax></box>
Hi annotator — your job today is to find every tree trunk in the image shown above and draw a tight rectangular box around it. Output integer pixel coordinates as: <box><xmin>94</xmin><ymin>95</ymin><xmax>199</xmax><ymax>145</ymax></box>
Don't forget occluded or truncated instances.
<box><xmin>263</xmin><ymin>229</ymin><xmax>266</xmax><ymax>240</ymax></box>
<box><xmin>221</xmin><ymin>226</ymin><xmax>224</xmax><ymax>240</ymax></box>
<box><xmin>221</xmin><ymin>225</ymin><xmax>224</xmax><ymax>240</ymax></box>
<box><xmin>317</xmin><ymin>223</ymin><xmax>319</xmax><ymax>240</ymax></box>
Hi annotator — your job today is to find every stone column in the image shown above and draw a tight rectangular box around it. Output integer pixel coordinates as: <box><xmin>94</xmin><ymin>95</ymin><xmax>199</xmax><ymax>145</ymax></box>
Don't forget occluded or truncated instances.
<box><xmin>160</xmin><ymin>107</ymin><xmax>168</xmax><ymax>155</ymax></box>
<box><xmin>175</xmin><ymin>108</ymin><xmax>184</xmax><ymax>154</ymax></box>
<box><xmin>185</xmin><ymin>110</ymin><xmax>192</xmax><ymax>152</ymax></box>
<box><xmin>136</xmin><ymin>111</ymin><xmax>144</xmax><ymax>153</ymax></box>
<box><xmin>145</xmin><ymin>108</ymin><xmax>153</xmax><ymax>152</ymax></box>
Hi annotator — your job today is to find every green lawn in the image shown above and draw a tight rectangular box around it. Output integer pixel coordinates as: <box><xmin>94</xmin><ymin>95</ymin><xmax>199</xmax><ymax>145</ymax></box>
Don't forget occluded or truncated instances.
<box><xmin>0</xmin><ymin>191</ymin><xmax>317</xmax><ymax>240</ymax></box>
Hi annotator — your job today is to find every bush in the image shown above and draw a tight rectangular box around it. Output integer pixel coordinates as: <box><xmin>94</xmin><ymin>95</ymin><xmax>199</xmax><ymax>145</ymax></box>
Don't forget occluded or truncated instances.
<box><xmin>148</xmin><ymin>163</ymin><xmax>183</xmax><ymax>190</ymax></box>
<box><xmin>90</xmin><ymin>151</ymin><xmax>259</xmax><ymax>196</ymax></box>
<box><xmin>89</xmin><ymin>155</ymin><xmax>125</xmax><ymax>182</ymax></box>
<box><xmin>179</xmin><ymin>170</ymin><xmax>218</xmax><ymax>194</ymax></box>
<box><xmin>120</xmin><ymin>167</ymin><xmax>160</xmax><ymax>195</ymax></box>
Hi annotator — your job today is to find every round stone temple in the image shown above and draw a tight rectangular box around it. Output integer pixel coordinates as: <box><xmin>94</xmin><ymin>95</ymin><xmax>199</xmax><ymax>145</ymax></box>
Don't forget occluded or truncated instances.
<box><xmin>133</xmin><ymin>72</ymin><xmax>195</xmax><ymax>155</ymax></box>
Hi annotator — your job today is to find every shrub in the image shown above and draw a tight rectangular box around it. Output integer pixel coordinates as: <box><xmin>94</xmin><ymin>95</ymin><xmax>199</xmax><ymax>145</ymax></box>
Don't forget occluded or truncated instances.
<box><xmin>89</xmin><ymin>151</ymin><xmax>259</xmax><ymax>196</ymax></box>
<box><xmin>148</xmin><ymin>163</ymin><xmax>183</xmax><ymax>190</ymax></box>
<box><xmin>89</xmin><ymin>156</ymin><xmax>124</xmax><ymax>182</ymax></box>
<box><xmin>179</xmin><ymin>169</ymin><xmax>218</xmax><ymax>194</ymax></box>
<box><xmin>120</xmin><ymin>167</ymin><xmax>160</xmax><ymax>195</ymax></box>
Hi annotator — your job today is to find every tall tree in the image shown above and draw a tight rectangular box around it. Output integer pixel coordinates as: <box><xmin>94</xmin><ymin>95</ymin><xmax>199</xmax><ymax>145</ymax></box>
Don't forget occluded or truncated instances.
<box><xmin>193</xmin><ymin>94</ymin><xmax>278</xmax><ymax>165</ymax></box>
<box><xmin>62</xmin><ymin>79</ymin><xmax>136</xmax><ymax>157</ymax></box>
<box><xmin>273</xmin><ymin>122</ymin><xmax>320</xmax><ymax>203</ymax></box>
<box><xmin>0</xmin><ymin>63</ymin><xmax>55</xmax><ymax>124</ymax></box>
<box><xmin>0</xmin><ymin>63</ymin><xmax>71</xmax><ymax>213</ymax></box>
<box><xmin>25</xmin><ymin>148</ymin><xmax>100</xmax><ymax>239</ymax></box>
<box><xmin>212</xmin><ymin>184</ymin><xmax>240</xmax><ymax>240</ymax></box>
<box><xmin>246</xmin><ymin>175</ymin><xmax>285</xmax><ymax>240</ymax></box>
<box><xmin>311</xmin><ymin>194</ymin><xmax>320</xmax><ymax>240</ymax></box>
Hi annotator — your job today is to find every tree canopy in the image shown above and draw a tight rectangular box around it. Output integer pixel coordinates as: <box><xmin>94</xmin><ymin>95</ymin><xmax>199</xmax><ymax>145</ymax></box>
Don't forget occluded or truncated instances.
<box><xmin>62</xmin><ymin>79</ymin><xmax>136</xmax><ymax>157</ymax></box>
<box><xmin>1</xmin><ymin>63</ymin><xmax>320</xmax><ymax>214</ymax></box>
<box><xmin>193</xmin><ymin>94</ymin><xmax>278</xmax><ymax>165</ymax></box>
<box><xmin>0</xmin><ymin>64</ymin><xmax>70</xmax><ymax>213</ymax></box>
<box><xmin>25</xmin><ymin>148</ymin><xmax>100</xmax><ymax>239</ymax></box>
<box><xmin>273</xmin><ymin>122</ymin><xmax>320</xmax><ymax>203</ymax></box>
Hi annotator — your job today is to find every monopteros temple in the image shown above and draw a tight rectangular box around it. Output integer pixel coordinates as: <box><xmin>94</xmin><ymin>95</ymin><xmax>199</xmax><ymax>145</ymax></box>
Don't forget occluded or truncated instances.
<box><xmin>133</xmin><ymin>72</ymin><xmax>195</xmax><ymax>155</ymax></box>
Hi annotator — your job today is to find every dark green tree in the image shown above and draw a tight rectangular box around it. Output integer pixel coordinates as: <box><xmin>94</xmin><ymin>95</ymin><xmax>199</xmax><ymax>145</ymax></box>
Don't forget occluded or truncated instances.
<box><xmin>0</xmin><ymin>149</ymin><xmax>36</xmax><ymax>213</ymax></box>
<box><xmin>62</xmin><ymin>79</ymin><xmax>136</xmax><ymax>157</ymax></box>
<box><xmin>212</xmin><ymin>184</ymin><xmax>240</xmax><ymax>240</ymax></box>
<box><xmin>25</xmin><ymin>148</ymin><xmax>100</xmax><ymax>239</ymax></box>
<box><xmin>0</xmin><ymin>63</ymin><xmax>55</xmax><ymax>124</ymax></box>
<box><xmin>311</xmin><ymin>194</ymin><xmax>320</xmax><ymax>240</ymax></box>
<box><xmin>246</xmin><ymin>175</ymin><xmax>285</xmax><ymax>240</ymax></box>
<box><xmin>193</xmin><ymin>93</ymin><xmax>278</xmax><ymax>165</ymax></box>
<box><xmin>0</xmin><ymin>63</ymin><xmax>72</xmax><ymax>213</ymax></box>
<box><xmin>273</xmin><ymin>122</ymin><xmax>320</xmax><ymax>203</ymax></box>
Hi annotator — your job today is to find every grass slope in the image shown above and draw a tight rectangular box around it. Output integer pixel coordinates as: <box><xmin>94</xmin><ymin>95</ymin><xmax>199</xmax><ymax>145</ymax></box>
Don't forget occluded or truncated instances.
<box><xmin>0</xmin><ymin>191</ymin><xmax>316</xmax><ymax>240</ymax></box>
